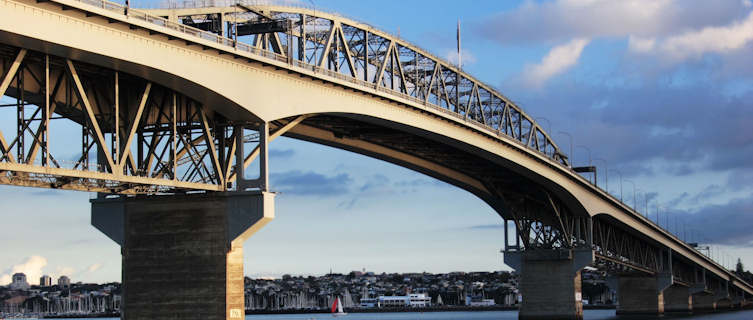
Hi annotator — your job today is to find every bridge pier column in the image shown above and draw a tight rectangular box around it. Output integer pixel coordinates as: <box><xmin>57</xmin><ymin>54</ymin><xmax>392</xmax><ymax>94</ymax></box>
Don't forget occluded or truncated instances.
<box><xmin>91</xmin><ymin>191</ymin><xmax>275</xmax><ymax>320</ymax></box>
<box><xmin>711</xmin><ymin>280</ymin><xmax>732</xmax><ymax>310</ymax></box>
<box><xmin>715</xmin><ymin>293</ymin><xmax>732</xmax><ymax>310</ymax></box>
<box><xmin>615</xmin><ymin>273</ymin><xmax>671</xmax><ymax>315</ymax></box>
<box><xmin>504</xmin><ymin>249</ymin><xmax>593</xmax><ymax>320</ymax></box>
<box><xmin>663</xmin><ymin>285</ymin><xmax>692</xmax><ymax>314</ymax></box>
<box><xmin>732</xmin><ymin>291</ymin><xmax>745</xmax><ymax>309</ymax></box>
<box><xmin>690</xmin><ymin>270</ymin><xmax>716</xmax><ymax>313</ymax></box>
<box><xmin>692</xmin><ymin>293</ymin><xmax>716</xmax><ymax>312</ymax></box>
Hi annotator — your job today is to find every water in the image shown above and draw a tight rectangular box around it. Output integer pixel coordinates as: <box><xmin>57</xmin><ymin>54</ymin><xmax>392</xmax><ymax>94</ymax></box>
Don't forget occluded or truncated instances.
<box><xmin>51</xmin><ymin>309</ymin><xmax>753</xmax><ymax>320</ymax></box>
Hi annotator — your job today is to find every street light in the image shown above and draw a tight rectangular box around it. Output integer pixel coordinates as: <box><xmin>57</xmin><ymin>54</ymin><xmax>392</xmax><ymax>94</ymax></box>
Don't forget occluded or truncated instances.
<box><xmin>636</xmin><ymin>188</ymin><xmax>647</xmax><ymax>217</ymax></box>
<box><xmin>535</xmin><ymin>117</ymin><xmax>552</xmax><ymax>135</ymax></box>
<box><xmin>575</xmin><ymin>145</ymin><xmax>594</xmax><ymax>184</ymax></box>
<box><xmin>576</xmin><ymin>145</ymin><xmax>592</xmax><ymax>166</ymax></box>
<box><xmin>609</xmin><ymin>169</ymin><xmax>623</xmax><ymax>202</ymax></box>
<box><xmin>594</xmin><ymin>158</ymin><xmax>607</xmax><ymax>190</ymax></box>
<box><xmin>558</xmin><ymin>131</ymin><xmax>573</xmax><ymax>166</ymax></box>
<box><xmin>624</xmin><ymin>179</ymin><xmax>636</xmax><ymax>210</ymax></box>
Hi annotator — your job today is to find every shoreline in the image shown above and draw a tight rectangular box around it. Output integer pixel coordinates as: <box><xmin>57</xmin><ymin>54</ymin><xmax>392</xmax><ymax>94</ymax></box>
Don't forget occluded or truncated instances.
<box><xmin>245</xmin><ymin>304</ymin><xmax>617</xmax><ymax>315</ymax></box>
<box><xmin>40</xmin><ymin>305</ymin><xmax>618</xmax><ymax>318</ymax></box>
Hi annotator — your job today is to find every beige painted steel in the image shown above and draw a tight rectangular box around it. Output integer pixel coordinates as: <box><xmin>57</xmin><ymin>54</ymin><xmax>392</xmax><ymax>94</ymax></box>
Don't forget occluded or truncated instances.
<box><xmin>0</xmin><ymin>0</ymin><xmax>751</xmax><ymax>295</ymax></box>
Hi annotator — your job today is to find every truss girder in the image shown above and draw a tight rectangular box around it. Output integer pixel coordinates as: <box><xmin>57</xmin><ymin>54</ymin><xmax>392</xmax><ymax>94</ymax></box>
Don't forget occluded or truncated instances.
<box><xmin>119</xmin><ymin>2</ymin><xmax>569</xmax><ymax>165</ymax></box>
<box><xmin>0</xmin><ymin>46</ymin><xmax>282</xmax><ymax>194</ymax></box>
<box><xmin>500</xmin><ymin>187</ymin><xmax>700</xmax><ymax>278</ymax></box>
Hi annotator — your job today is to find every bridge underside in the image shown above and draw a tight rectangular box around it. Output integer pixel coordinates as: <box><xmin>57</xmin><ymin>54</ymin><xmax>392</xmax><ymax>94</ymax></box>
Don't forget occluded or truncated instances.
<box><xmin>0</xmin><ymin>40</ymin><xmax>587</xmax><ymax>227</ymax></box>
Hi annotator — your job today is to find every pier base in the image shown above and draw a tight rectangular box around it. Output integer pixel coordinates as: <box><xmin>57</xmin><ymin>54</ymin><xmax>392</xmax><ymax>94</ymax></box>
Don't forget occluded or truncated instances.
<box><xmin>692</xmin><ymin>293</ymin><xmax>716</xmax><ymax>312</ymax></box>
<box><xmin>615</xmin><ymin>273</ymin><xmax>671</xmax><ymax>315</ymax></box>
<box><xmin>716</xmin><ymin>297</ymin><xmax>732</xmax><ymax>309</ymax></box>
<box><xmin>505</xmin><ymin>249</ymin><xmax>593</xmax><ymax>320</ymax></box>
<box><xmin>92</xmin><ymin>191</ymin><xmax>274</xmax><ymax>320</ymax></box>
<box><xmin>663</xmin><ymin>285</ymin><xmax>692</xmax><ymax>314</ymax></box>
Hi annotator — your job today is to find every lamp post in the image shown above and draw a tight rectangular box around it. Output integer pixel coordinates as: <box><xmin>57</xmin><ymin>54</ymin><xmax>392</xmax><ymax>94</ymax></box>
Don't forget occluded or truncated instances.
<box><xmin>576</xmin><ymin>145</ymin><xmax>594</xmax><ymax>184</ymax></box>
<box><xmin>594</xmin><ymin>158</ymin><xmax>607</xmax><ymax>190</ymax></box>
<box><xmin>610</xmin><ymin>169</ymin><xmax>623</xmax><ymax>202</ymax></box>
<box><xmin>655</xmin><ymin>204</ymin><xmax>663</xmax><ymax>229</ymax></box>
<box><xmin>576</xmin><ymin>145</ymin><xmax>592</xmax><ymax>166</ymax></box>
<box><xmin>558</xmin><ymin>131</ymin><xmax>573</xmax><ymax>166</ymax></box>
<box><xmin>535</xmin><ymin>117</ymin><xmax>551</xmax><ymax>135</ymax></box>
<box><xmin>624</xmin><ymin>179</ymin><xmax>636</xmax><ymax>210</ymax></box>
<box><xmin>636</xmin><ymin>188</ymin><xmax>648</xmax><ymax>217</ymax></box>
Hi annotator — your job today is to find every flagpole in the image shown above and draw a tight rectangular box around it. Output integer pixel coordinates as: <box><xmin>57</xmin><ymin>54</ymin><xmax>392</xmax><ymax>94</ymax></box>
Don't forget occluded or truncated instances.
<box><xmin>457</xmin><ymin>19</ymin><xmax>462</xmax><ymax>70</ymax></box>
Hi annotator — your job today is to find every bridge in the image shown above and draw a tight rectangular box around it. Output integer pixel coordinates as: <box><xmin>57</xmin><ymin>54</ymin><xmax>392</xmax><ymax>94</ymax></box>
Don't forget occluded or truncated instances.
<box><xmin>0</xmin><ymin>0</ymin><xmax>750</xmax><ymax>319</ymax></box>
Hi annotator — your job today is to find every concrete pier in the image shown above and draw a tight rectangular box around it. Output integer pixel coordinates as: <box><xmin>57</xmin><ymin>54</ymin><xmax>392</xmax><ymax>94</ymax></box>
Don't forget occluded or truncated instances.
<box><xmin>716</xmin><ymin>298</ymin><xmax>732</xmax><ymax>309</ymax></box>
<box><xmin>505</xmin><ymin>249</ymin><xmax>593</xmax><ymax>320</ymax></box>
<box><xmin>712</xmin><ymin>283</ymin><xmax>731</xmax><ymax>310</ymax></box>
<box><xmin>663</xmin><ymin>285</ymin><xmax>692</xmax><ymax>314</ymax></box>
<box><xmin>692</xmin><ymin>293</ymin><xmax>716</xmax><ymax>312</ymax></box>
<box><xmin>615</xmin><ymin>273</ymin><xmax>671</xmax><ymax>315</ymax></box>
<box><xmin>91</xmin><ymin>191</ymin><xmax>274</xmax><ymax>320</ymax></box>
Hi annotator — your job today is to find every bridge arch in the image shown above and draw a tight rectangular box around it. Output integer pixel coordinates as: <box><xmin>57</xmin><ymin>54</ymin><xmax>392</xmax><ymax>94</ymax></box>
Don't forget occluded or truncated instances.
<box><xmin>0</xmin><ymin>0</ymin><xmax>595</xmax><ymax>218</ymax></box>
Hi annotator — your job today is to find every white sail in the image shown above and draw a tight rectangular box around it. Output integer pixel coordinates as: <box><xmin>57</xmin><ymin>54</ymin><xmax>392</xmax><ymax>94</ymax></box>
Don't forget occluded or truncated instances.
<box><xmin>343</xmin><ymin>289</ymin><xmax>354</xmax><ymax>308</ymax></box>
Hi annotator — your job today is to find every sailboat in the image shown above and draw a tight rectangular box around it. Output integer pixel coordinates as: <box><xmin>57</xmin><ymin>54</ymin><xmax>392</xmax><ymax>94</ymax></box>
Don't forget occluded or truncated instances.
<box><xmin>330</xmin><ymin>296</ymin><xmax>347</xmax><ymax>317</ymax></box>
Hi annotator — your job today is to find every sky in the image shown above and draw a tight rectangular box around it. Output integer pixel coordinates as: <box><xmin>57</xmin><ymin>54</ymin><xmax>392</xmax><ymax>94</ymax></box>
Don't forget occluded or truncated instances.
<box><xmin>2</xmin><ymin>0</ymin><xmax>753</xmax><ymax>284</ymax></box>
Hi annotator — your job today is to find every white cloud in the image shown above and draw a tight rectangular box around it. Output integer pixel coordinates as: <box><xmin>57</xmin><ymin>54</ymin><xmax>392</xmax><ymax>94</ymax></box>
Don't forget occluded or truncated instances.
<box><xmin>446</xmin><ymin>49</ymin><xmax>477</xmax><ymax>67</ymax></box>
<box><xmin>0</xmin><ymin>256</ymin><xmax>48</xmax><ymax>285</ymax></box>
<box><xmin>86</xmin><ymin>263</ymin><xmax>102</xmax><ymax>273</ymax></box>
<box><xmin>657</xmin><ymin>11</ymin><xmax>753</xmax><ymax>61</ymax></box>
<box><xmin>482</xmin><ymin>0</ymin><xmax>750</xmax><ymax>44</ymax></box>
<box><xmin>628</xmin><ymin>35</ymin><xmax>656</xmax><ymax>52</ymax></box>
<box><xmin>744</xmin><ymin>0</ymin><xmax>752</xmax><ymax>8</ymax></box>
<box><xmin>523</xmin><ymin>38</ymin><xmax>590</xmax><ymax>87</ymax></box>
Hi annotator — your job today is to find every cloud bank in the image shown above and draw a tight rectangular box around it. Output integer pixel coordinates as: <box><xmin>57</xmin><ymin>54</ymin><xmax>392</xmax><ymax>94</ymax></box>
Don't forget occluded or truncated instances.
<box><xmin>0</xmin><ymin>256</ymin><xmax>47</xmax><ymax>285</ymax></box>
<box><xmin>523</xmin><ymin>38</ymin><xmax>589</xmax><ymax>87</ymax></box>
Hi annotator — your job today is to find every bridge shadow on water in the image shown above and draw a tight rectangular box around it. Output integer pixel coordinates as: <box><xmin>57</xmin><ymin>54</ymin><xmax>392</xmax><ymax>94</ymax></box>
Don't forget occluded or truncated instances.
<box><xmin>587</xmin><ymin>309</ymin><xmax>753</xmax><ymax>319</ymax></box>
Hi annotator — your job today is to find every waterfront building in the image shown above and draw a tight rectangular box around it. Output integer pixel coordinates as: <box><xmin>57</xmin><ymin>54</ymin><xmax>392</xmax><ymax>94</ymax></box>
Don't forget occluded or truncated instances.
<box><xmin>376</xmin><ymin>293</ymin><xmax>431</xmax><ymax>308</ymax></box>
<box><xmin>40</xmin><ymin>275</ymin><xmax>52</xmax><ymax>287</ymax></box>
<box><xmin>58</xmin><ymin>275</ymin><xmax>71</xmax><ymax>288</ymax></box>
<box><xmin>465</xmin><ymin>295</ymin><xmax>495</xmax><ymax>306</ymax></box>
<box><xmin>9</xmin><ymin>273</ymin><xmax>29</xmax><ymax>290</ymax></box>
<box><xmin>359</xmin><ymin>297</ymin><xmax>377</xmax><ymax>308</ymax></box>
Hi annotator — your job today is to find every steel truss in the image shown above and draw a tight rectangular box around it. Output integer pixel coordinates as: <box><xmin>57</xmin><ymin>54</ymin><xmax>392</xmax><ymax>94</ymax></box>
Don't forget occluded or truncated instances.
<box><xmin>502</xmin><ymin>190</ymin><xmax>590</xmax><ymax>251</ymax></box>
<box><xmin>500</xmin><ymin>188</ymin><xmax>700</xmax><ymax>279</ymax></box>
<box><xmin>236</xmin><ymin>7</ymin><xmax>568</xmax><ymax>164</ymax></box>
<box><xmin>0</xmin><ymin>45</ymin><xmax>302</xmax><ymax>194</ymax></box>
<box><xmin>592</xmin><ymin>218</ymin><xmax>661</xmax><ymax>274</ymax></box>
<box><xmin>73</xmin><ymin>0</ymin><xmax>569</xmax><ymax>166</ymax></box>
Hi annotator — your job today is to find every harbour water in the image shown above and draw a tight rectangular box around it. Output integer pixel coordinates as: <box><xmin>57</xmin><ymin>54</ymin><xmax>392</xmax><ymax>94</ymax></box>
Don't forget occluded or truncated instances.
<box><xmin>54</xmin><ymin>309</ymin><xmax>753</xmax><ymax>320</ymax></box>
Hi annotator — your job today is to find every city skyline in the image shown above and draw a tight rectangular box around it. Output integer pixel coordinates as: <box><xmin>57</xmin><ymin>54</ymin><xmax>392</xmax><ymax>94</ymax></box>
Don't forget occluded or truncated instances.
<box><xmin>2</xmin><ymin>0</ymin><xmax>753</xmax><ymax>284</ymax></box>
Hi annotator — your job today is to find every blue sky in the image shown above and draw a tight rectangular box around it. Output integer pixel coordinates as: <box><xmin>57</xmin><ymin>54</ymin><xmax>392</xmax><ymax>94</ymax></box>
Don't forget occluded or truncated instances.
<box><xmin>2</xmin><ymin>0</ymin><xmax>753</xmax><ymax>284</ymax></box>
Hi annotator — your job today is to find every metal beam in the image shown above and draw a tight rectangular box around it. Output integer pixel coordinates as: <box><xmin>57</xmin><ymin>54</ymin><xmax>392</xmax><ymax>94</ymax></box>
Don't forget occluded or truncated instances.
<box><xmin>227</xmin><ymin>114</ymin><xmax>310</xmax><ymax>183</ymax></box>
<box><xmin>118</xmin><ymin>82</ymin><xmax>151</xmax><ymax>170</ymax></box>
<box><xmin>66</xmin><ymin>60</ymin><xmax>115</xmax><ymax>171</ymax></box>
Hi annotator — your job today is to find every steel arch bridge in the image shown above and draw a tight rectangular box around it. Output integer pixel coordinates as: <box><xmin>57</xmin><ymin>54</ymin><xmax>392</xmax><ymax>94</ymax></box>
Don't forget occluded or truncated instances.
<box><xmin>0</xmin><ymin>0</ymin><xmax>751</xmax><ymax>318</ymax></box>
